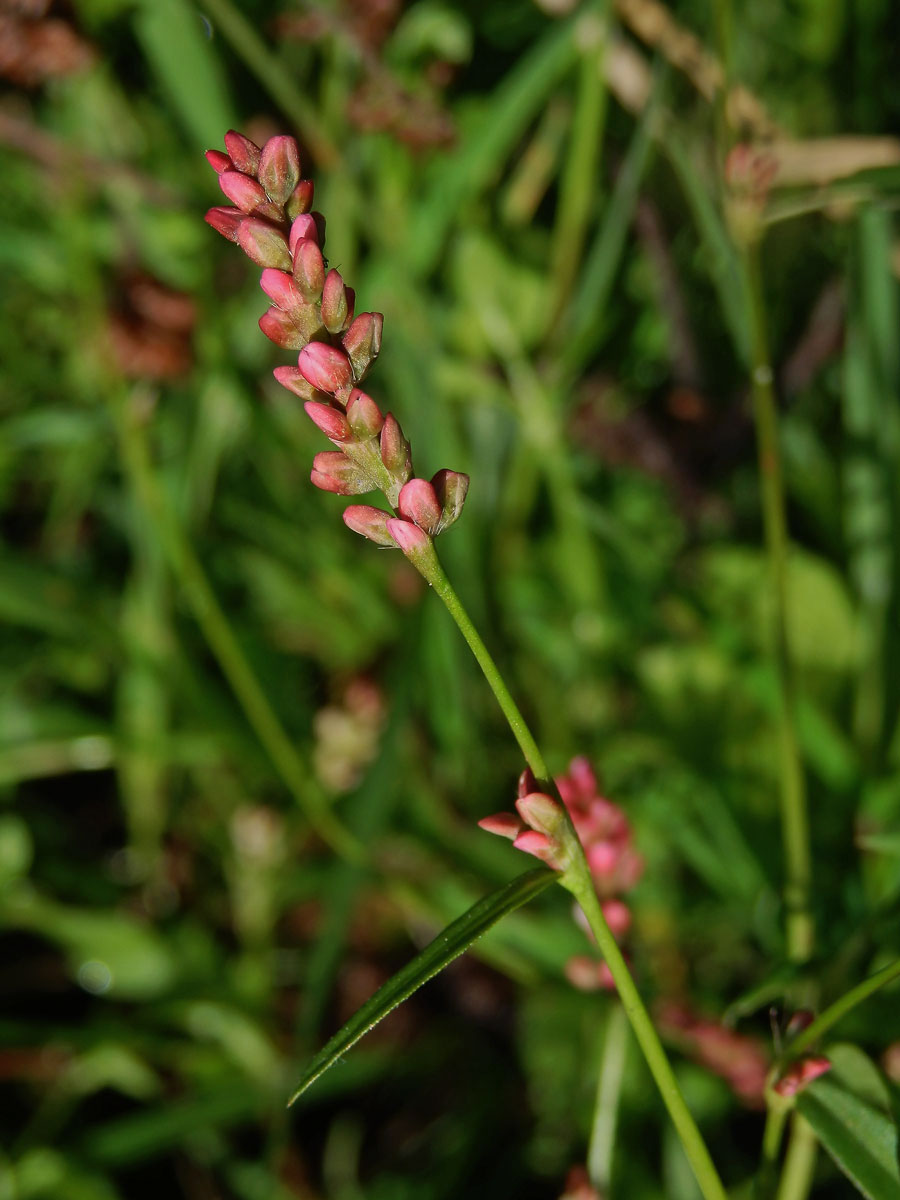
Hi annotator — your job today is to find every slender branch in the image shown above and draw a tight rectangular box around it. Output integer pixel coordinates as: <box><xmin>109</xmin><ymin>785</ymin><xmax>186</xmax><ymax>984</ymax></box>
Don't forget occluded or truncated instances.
<box><xmin>588</xmin><ymin>1001</ymin><xmax>629</xmax><ymax>1193</ymax></box>
<box><xmin>781</xmin><ymin>957</ymin><xmax>900</xmax><ymax>1065</ymax></box>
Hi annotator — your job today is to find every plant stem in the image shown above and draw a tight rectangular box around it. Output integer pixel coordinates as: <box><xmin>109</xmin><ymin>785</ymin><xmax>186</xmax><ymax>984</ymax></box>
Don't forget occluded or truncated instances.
<box><xmin>419</xmin><ymin>547</ymin><xmax>728</xmax><ymax>1200</ymax></box>
<box><xmin>775</xmin><ymin>1116</ymin><xmax>817</xmax><ymax>1200</ymax></box>
<box><xmin>742</xmin><ymin>241</ymin><xmax>814</xmax><ymax>967</ymax></box>
<box><xmin>588</xmin><ymin>1001</ymin><xmax>629</xmax><ymax>1193</ymax></box>
<box><xmin>111</xmin><ymin>387</ymin><xmax>362</xmax><ymax>862</ymax></box>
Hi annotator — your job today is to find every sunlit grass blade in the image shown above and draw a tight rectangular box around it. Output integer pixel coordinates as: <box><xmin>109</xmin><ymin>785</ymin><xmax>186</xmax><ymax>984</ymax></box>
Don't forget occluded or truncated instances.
<box><xmin>798</xmin><ymin>1079</ymin><xmax>900</xmax><ymax>1199</ymax></box>
<box><xmin>288</xmin><ymin>867</ymin><xmax>557</xmax><ymax>1104</ymax></box>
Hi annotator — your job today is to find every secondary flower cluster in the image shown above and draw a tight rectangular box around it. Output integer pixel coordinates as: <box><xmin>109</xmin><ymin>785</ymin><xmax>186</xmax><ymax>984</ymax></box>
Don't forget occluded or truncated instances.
<box><xmin>204</xmin><ymin>131</ymin><xmax>468</xmax><ymax>557</ymax></box>
<box><xmin>479</xmin><ymin>757</ymin><xmax>643</xmax><ymax>991</ymax></box>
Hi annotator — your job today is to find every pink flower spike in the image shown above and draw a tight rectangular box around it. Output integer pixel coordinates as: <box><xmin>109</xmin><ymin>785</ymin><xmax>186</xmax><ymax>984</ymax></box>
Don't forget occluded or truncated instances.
<box><xmin>304</xmin><ymin>400</ymin><xmax>351</xmax><ymax>442</ymax></box>
<box><xmin>237</xmin><ymin>217</ymin><xmax>291</xmax><ymax>270</ymax></box>
<box><xmin>289</xmin><ymin>213</ymin><xmax>320</xmax><ymax>254</ymax></box>
<box><xmin>286</xmin><ymin>178</ymin><xmax>315</xmax><ymax>219</ymax></box>
<box><xmin>259</xmin><ymin>307</ymin><xmax>303</xmax><ymax>350</ymax></box>
<box><xmin>272</xmin><ymin>366</ymin><xmax>319</xmax><ymax>401</ymax></box>
<box><xmin>218</xmin><ymin>170</ymin><xmax>270</xmax><ymax>214</ymax></box>
<box><xmin>297</xmin><ymin>343</ymin><xmax>354</xmax><ymax>395</ymax></box>
<box><xmin>205</xmin><ymin>206</ymin><xmax>242</xmax><ymax>242</ymax></box>
<box><xmin>386</xmin><ymin>517</ymin><xmax>431</xmax><ymax>557</ymax></box>
<box><xmin>258</xmin><ymin>135</ymin><xmax>301</xmax><ymax>205</ymax></box>
<box><xmin>224</xmin><ymin>130</ymin><xmax>261</xmax><ymax>175</ymax></box>
<box><xmin>346</xmin><ymin>389</ymin><xmax>384</xmax><ymax>439</ymax></box>
<box><xmin>343</xmin><ymin>505</ymin><xmax>396</xmax><ymax>547</ymax></box>
<box><xmin>260</xmin><ymin>268</ymin><xmax>301</xmax><ymax>312</ymax></box>
<box><xmin>292</xmin><ymin>239</ymin><xmax>326</xmax><ymax>301</ymax></box>
<box><xmin>311</xmin><ymin>451</ymin><xmax>373</xmax><ymax>495</ymax></box>
<box><xmin>205</xmin><ymin>149</ymin><xmax>233</xmax><ymax>174</ymax></box>
<box><xmin>774</xmin><ymin>1056</ymin><xmax>832</xmax><ymax>1098</ymax></box>
<box><xmin>477</xmin><ymin>812</ymin><xmax>525</xmax><ymax>840</ymax></box>
<box><xmin>397</xmin><ymin>478</ymin><xmax>442</xmax><ymax>534</ymax></box>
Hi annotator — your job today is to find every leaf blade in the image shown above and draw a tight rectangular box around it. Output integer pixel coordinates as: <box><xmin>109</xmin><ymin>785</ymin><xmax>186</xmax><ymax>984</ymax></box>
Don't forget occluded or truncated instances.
<box><xmin>798</xmin><ymin>1078</ymin><xmax>900</xmax><ymax>1199</ymax></box>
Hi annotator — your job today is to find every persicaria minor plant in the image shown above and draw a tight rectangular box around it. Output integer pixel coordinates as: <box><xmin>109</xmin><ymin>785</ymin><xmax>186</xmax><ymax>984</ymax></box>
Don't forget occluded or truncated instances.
<box><xmin>205</xmin><ymin>130</ymin><xmax>900</xmax><ymax>1200</ymax></box>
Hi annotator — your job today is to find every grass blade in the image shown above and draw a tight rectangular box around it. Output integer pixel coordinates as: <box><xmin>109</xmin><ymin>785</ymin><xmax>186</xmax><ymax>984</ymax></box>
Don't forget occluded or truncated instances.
<box><xmin>798</xmin><ymin>1078</ymin><xmax>900</xmax><ymax>1199</ymax></box>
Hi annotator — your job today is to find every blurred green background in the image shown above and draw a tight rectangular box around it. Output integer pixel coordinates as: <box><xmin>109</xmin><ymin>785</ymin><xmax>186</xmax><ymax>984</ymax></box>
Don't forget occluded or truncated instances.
<box><xmin>2</xmin><ymin>0</ymin><xmax>900</xmax><ymax>1196</ymax></box>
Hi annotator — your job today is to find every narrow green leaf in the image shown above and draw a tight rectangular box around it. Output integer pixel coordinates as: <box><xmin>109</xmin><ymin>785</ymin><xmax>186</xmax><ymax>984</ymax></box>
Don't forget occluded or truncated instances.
<box><xmin>288</xmin><ymin>867</ymin><xmax>557</xmax><ymax>1104</ymax></box>
<box><xmin>798</xmin><ymin>1078</ymin><xmax>900</xmax><ymax>1200</ymax></box>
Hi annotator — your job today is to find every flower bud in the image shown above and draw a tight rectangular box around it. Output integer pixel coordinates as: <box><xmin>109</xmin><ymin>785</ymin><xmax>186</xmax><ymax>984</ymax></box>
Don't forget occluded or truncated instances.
<box><xmin>321</xmin><ymin>269</ymin><xmax>352</xmax><ymax>334</ymax></box>
<box><xmin>477</xmin><ymin>812</ymin><xmax>525</xmax><ymax>840</ymax></box>
<box><xmin>386</xmin><ymin>517</ymin><xmax>432</xmax><ymax>558</ymax></box>
<box><xmin>512</xmin><ymin>829</ymin><xmax>563</xmax><ymax>867</ymax></box>
<box><xmin>286</xmin><ymin>178</ymin><xmax>315</xmax><ymax>219</ymax></box>
<box><xmin>205</xmin><ymin>205</ymin><xmax>243</xmax><ymax>242</ymax></box>
<box><xmin>260</xmin><ymin>268</ymin><xmax>301</xmax><ymax>313</ymax></box>
<box><xmin>292</xmin><ymin>239</ymin><xmax>326</xmax><ymax>301</ymax></box>
<box><xmin>398</xmin><ymin>478</ymin><xmax>442</xmax><ymax>534</ymax></box>
<box><xmin>342</xmin><ymin>312</ymin><xmax>383</xmax><ymax>380</ymax></box>
<box><xmin>431</xmin><ymin>469</ymin><xmax>469</xmax><ymax>532</ymax></box>
<box><xmin>289</xmin><ymin>213</ymin><xmax>320</xmax><ymax>254</ymax></box>
<box><xmin>219</xmin><ymin>170</ymin><xmax>270</xmax><ymax>214</ymax></box>
<box><xmin>205</xmin><ymin>149</ymin><xmax>233</xmax><ymax>174</ymax></box>
<box><xmin>257</xmin><ymin>135</ymin><xmax>301</xmax><ymax>205</ymax></box>
<box><xmin>304</xmin><ymin>400</ymin><xmax>352</xmax><ymax>441</ymax></box>
<box><xmin>346</xmin><ymin>389</ymin><xmax>384</xmax><ymax>439</ymax></box>
<box><xmin>517</xmin><ymin>768</ymin><xmax>538</xmax><ymax>798</ymax></box>
<box><xmin>272</xmin><ymin>366</ymin><xmax>320</xmax><ymax>401</ymax></box>
<box><xmin>297</xmin><ymin>343</ymin><xmax>354</xmax><ymax>395</ymax></box>
<box><xmin>310</xmin><ymin>451</ymin><xmax>374</xmax><ymax>495</ymax></box>
<box><xmin>224</xmin><ymin>130</ymin><xmax>261</xmax><ymax>175</ymax></box>
<box><xmin>516</xmin><ymin>791</ymin><xmax>567</xmax><ymax>839</ymax></box>
<box><xmin>259</xmin><ymin>306</ymin><xmax>304</xmax><ymax>350</ymax></box>
<box><xmin>343</xmin><ymin>504</ymin><xmax>396</xmax><ymax>547</ymax></box>
<box><xmin>237</xmin><ymin>217</ymin><xmax>291</xmax><ymax>270</ymax></box>
<box><xmin>774</xmin><ymin>1056</ymin><xmax>831</xmax><ymax>1098</ymax></box>
<box><xmin>379</xmin><ymin>414</ymin><xmax>412</xmax><ymax>483</ymax></box>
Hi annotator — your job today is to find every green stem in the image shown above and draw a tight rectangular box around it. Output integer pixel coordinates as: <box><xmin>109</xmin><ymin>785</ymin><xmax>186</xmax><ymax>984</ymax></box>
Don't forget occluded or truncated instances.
<box><xmin>781</xmin><ymin>957</ymin><xmax>900</xmax><ymax>1065</ymax></box>
<box><xmin>414</xmin><ymin>544</ymin><xmax>727</xmax><ymax>1200</ymax></box>
<box><xmin>742</xmin><ymin>241</ymin><xmax>814</xmax><ymax>967</ymax></box>
<box><xmin>775</xmin><ymin>1116</ymin><xmax>817</xmax><ymax>1200</ymax></box>
<box><xmin>111</xmin><ymin>388</ymin><xmax>361</xmax><ymax>862</ymax></box>
<box><xmin>757</xmin><ymin>1104</ymin><xmax>790</xmax><ymax>1199</ymax></box>
<box><xmin>588</xmin><ymin>1001</ymin><xmax>629</xmax><ymax>1194</ymax></box>
<box><xmin>197</xmin><ymin>0</ymin><xmax>339</xmax><ymax>168</ymax></box>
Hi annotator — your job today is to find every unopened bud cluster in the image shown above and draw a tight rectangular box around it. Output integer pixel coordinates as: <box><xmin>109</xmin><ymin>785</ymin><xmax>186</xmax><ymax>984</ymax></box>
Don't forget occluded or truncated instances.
<box><xmin>479</xmin><ymin>756</ymin><xmax>643</xmax><ymax>992</ymax></box>
<box><xmin>205</xmin><ymin>131</ymin><xmax>468</xmax><ymax>560</ymax></box>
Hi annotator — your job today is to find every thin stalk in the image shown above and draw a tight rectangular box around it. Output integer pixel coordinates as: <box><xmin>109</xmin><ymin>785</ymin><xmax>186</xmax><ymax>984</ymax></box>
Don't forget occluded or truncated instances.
<box><xmin>111</xmin><ymin>388</ymin><xmax>361</xmax><ymax>862</ymax></box>
<box><xmin>780</xmin><ymin>956</ymin><xmax>900</xmax><ymax>1066</ymax></box>
<box><xmin>588</xmin><ymin>1001</ymin><xmax>629</xmax><ymax>1194</ymax></box>
<box><xmin>775</xmin><ymin>1117</ymin><xmax>818</xmax><ymax>1200</ymax></box>
<box><xmin>757</xmin><ymin>1104</ymin><xmax>790</xmax><ymax>1199</ymax></box>
<box><xmin>416</xmin><ymin>547</ymin><xmax>728</xmax><ymax>1200</ymax></box>
<box><xmin>742</xmin><ymin>241</ymin><xmax>814</xmax><ymax>967</ymax></box>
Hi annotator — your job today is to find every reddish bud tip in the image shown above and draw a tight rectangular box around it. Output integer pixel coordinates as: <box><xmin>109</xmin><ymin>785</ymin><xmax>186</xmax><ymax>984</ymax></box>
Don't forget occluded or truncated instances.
<box><xmin>774</xmin><ymin>1057</ymin><xmax>832</xmax><ymax>1098</ymax></box>
<box><xmin>272</xmin><ymin>366</ymin><xmax>320</xmax><ymax>400</ymax></box>
<box><xmin>289</xmin><ymin>213</ymin><xmax>320</xmax><ymax>254</ymax></box>
<box><xmin>297</xmin><ymin>342</ymin><xmax>354</xmax><ymax>395</ymax></box>
<box><xmin>379</xmin><ymin>414</ymin><xmax>412</xmax><ymax>483</ymax></box>
<box><xmin>258</xmin><ymin>135</ymin><xmax>301</xmax><ymax>206</ymax></box>
<box><xmin>311</xmin><ymin>451</ymin><xmax>373</xmax><ymax>496</ymax></box>
<box><xmin>342</xmin><ymin>312</ymin><xmax>383</xmax><ymax>380</ymax></box>
<box><xmin>321</xmin><ymin>269</ymin><xmax>351</xmax><ymax>334</ymax></box>
<box><xmin>397</xmin><ymin>478</ymin><xmax>442</xmax><ymax>535</ymax></box>
<box><xmin>477</xmin><ymin>812</ymin><xmax>524</xmax><ymax>840</ymax></box>
<box><xmin>286</xmin><ymin>178</ymin><xmax>315</xmax><ymax>220</ymax></box>
<box><xmin>512</xmin><ymin>829</ymin><xmax>560</xmax><ymax>866</ymax></box>
<box><xmin>223</xmin><ymin>130</ymin><xmax>261</xmax><ymax>175</ymax></box>
<box><xmin>205</xmin><ymin>149</ymin><xmax>233</xmax><ymax>174</ymax></box>
<box><xmin>204</xmin><ymin>205</ymin><xmax>243</xmax><ymax>242</ymax></box>
<box><xmin>237</xmin><ymin>217</ymin><xmax>291</xmax><ymax>270</ymax></box>
<box><xmin>346</xmin><ymin>389</ymin><xmax>384</xmax><ymax>439</ymax></box>
<box><xmin>517</xmin><ymin>767</ymin><xmax>539</xmax><ymax>799</ymax></box>
<box><xmin>292</xmin><ymin>239</ymin><xmax>326</xmax><ymax>301</ymax></box>
<box><xmin>219</xmin><ymin>170</ymin><xmax>270</xmax><ymax>214</ymax></box>
<box><xmin>516</xmin><ymin>792</ymin><xmax>566</xmax><ymax>838</ymax></box>
<box><xmin>431</xmin><ymin>468</ymin><xmax>469</xmax><ymax>533</ymax></box>
<box><xmin>259</xmin><ymin>307</ymin><xmax>304</xmax><ymax>349</ymax></box>
<box><xmin>260</xmin><ymin>268</ymin><xmax>301</xmax><ymax>312</ymax></box>
<box><xmin>343</xmin><ymin>504</ymin><xmax>396</xmax><ymax>547</ymax></box>
<box><xmin>304</xmin><ymin>400</ymin><xmax>352</xmax><ymax>441</ymax></box>
<box><xmin>385</xmin><ymin>517</ymin><xmax>431</xmax><ymax>555</ymax></box>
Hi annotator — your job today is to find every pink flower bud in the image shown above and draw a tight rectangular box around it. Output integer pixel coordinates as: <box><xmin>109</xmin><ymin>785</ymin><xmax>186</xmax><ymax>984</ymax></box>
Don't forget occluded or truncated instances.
<box><xmin>272</xmin><ymin>366</ymin><xmax>319</xmax><ymax>400</ymax></box>
<box><xmin>477</xmin><ymin>812</ymin><xmax>525</xmax><ymax>840</ymax></box>
<box><xmin>304</xmin><ymin>400</ymin><xmax>351</xmax><ymax>441</ymax></box>
<box><xmin>260</xmin><ymin>268</ymin><xmax>301</xmax><ymax>312</ymax></box>
<box><xmin>205</xmin><ymin>149</ymin><xmax>233</xmax><ymax>174</ymax></box>
<box><xmin>218</xmin><ymin>170</ymin><xmax>270</xmax><ymax>214</ymax></box>
<box><xmin>785</xmin><ymin>1011</ymin><xmax>815</xmax><ymax>1039</ymax></box>
<box><xmin>517</xmin><ymin>768</ymin><xmax>538</xmax><ymax>798</ymax></box>
<box><xmin>259</xmin><ymin>307</ymin><xmax>304</xmax><ymax>349</ymax></box>
<box><xmin>397</xmin><ymin>478</ymin><xmax>442</xmax><ymax>534</ymax></box>
<box><xmin>205</xmin><ymin>206</ymin><xmax>243</xmax><ymax>242</ymax></box>
<box><xmin>223</xmin><ymin>130</ymin><xmax>261</xmax><ymax>175</ymax></box>
<box><xmin>237</xmin><ymin>217</ymin><xmax>291</xmax><ymax>270</ymax></box>
<box><xmin>297</xmin><ymin>342</ymin><xmax>354</xmax><ymax>395</ymax></box>
<box><xmin>321</xmin><ymin>269</ymin><xmax>352</xmax><ymax>334</ymax></box>
<box><xmin>386</xmin><ymin>517</ymin><xmax>431</xmax><ymax>557</ymax></box>
<box><xmin>310</xmin><ymin>451</ymin><xmax>373</xmax><ymax>495</ymax></box>
<box><xmin>342</xmin><ymin>312</ymin><xmax>383</xmax><ymax>380</ymax></box>
<box><xmin>379</xmin><ymin>415</ymin><xmax>412</xmax><ymax>483</ymax></box>
<box><xmin>346</xmin><ymin>389</ymin><xmax>384</xmax><ymax>439</ymax></box>
<box><xmin>513</xmin><ymin>829</ymin><xmax>565</xmax><ymax>868</ymax></box>
<box><xmin>289</xmin><ymin>213</ymin><xmax>320</xmax><ymax>254</ymax></box>
<box><xmin>431</xmin><ymin>469</ymin><xmax>469</xmax><ymax>532</ymax></box>
<box><xmin>774</xmin><ymin>1056</ymin><xmax>831</xmax><ymax>1098</ymax></box>
<box><xmin>292</xmin><ymin>239</ymin><xmax>326</xmax><ymax>301</ymax></box>
<box><xmin>516</xmin><ymin>791</ymin><xmax>566</xmax><ymax>838</ymax></box>
<box><xmin>286</xmin><ymin>178</ymin><xmax>315</xmax><ymax>219</ymax></box>
<box><xmin>343</xmin><ymin>504</ymin><xmax>396</xmax><ymax>547</ymax></box>
<box><xmin>258</xmin><ymin>135</ymin><xmax>301</xmax><ymax>205</ymax></box>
